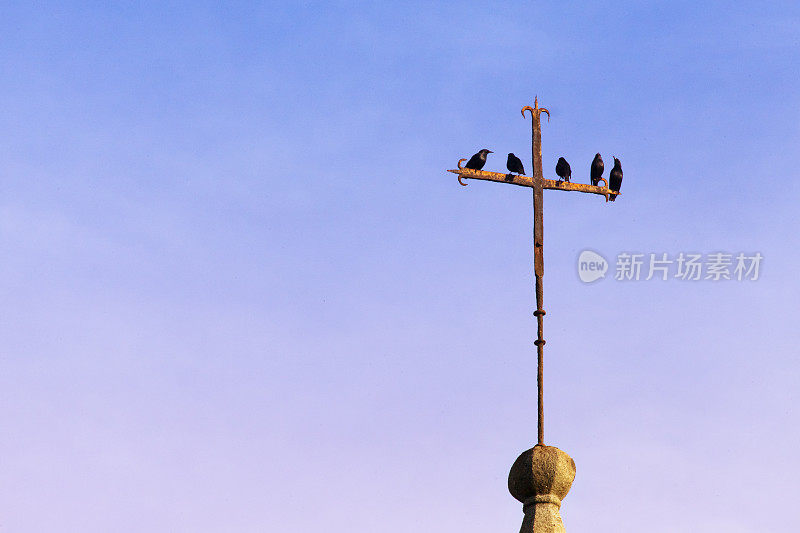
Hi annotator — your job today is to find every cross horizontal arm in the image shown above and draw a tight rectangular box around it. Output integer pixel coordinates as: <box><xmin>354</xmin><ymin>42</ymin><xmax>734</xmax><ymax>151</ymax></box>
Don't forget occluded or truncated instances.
<box><xmin>447</xmin><ymin>168</ymin><xmax>618</xmax><ymax>200</ymax></box>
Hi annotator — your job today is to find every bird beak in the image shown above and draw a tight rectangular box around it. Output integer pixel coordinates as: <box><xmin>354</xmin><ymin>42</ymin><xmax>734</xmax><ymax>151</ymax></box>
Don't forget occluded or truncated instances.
<box><xmin>487</xmin><ymin>150</ymin><xmax>493</xmax><ymax>153</ymax></box>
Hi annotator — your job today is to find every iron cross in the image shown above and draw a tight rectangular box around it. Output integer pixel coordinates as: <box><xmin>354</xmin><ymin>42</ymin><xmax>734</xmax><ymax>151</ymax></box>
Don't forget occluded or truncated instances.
<box><xmin>447</xmin><ymin>98</ymin><xmax>618</xmax><ymax>446</ymax></box>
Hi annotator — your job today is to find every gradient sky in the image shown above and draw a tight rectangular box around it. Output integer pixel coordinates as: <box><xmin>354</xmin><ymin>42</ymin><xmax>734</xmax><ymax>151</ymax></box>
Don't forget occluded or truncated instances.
<box><xmin>1</xmin><ymin>2</ymin><xmax>799</xmax><ymax>532</ymax></box>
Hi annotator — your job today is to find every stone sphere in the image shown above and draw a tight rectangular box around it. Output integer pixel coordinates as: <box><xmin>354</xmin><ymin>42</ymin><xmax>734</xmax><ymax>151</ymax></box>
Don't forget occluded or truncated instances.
<box><xmin>508</xmin><ymin>444</ymin><xmax>576</xmax><ymax>505</ymax></box>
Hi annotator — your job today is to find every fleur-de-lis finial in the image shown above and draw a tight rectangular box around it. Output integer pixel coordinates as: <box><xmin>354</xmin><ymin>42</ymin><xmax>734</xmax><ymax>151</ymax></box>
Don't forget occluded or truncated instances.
<box><xmin>521</xmin><ymin>96</ymin><xmax>550</xmax><ymax>122</ymax></box>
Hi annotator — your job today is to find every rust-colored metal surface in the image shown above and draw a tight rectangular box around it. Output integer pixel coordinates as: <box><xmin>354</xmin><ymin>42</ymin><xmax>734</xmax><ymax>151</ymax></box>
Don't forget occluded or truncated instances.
<box><xmin>525</xmin><ymin>99</ymin><xmax>547</xmax><ymax>446</ymax></box>
<box><xmin>446</xmin><ymin>168</ymin><xmax>618</xmax><ymax>200</ymax></box>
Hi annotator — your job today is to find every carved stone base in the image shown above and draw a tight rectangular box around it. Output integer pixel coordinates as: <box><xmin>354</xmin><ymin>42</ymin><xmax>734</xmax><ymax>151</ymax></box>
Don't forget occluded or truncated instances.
<box><xmin>508</xmin><ymin>445</ymin><xmax>576</xmax><ymax>533</ymax></box>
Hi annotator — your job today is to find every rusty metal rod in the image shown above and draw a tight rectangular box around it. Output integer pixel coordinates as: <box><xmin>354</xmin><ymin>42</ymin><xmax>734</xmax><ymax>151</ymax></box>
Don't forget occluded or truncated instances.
<box><xmin>446</xmin><ymin>168</ymin><xmax>617</xmax><ymax>200</ymax></box>
<box><xmin>528</xmin><ymin>98</ymin><xmax>546</xmax><ymax>446</ymax></box>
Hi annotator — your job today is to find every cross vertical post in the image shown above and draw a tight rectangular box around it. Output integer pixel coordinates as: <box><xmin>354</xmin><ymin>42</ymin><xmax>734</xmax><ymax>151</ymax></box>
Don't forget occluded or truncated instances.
<box><xmin>524</xmin><ymin>97</ymin><xmax>549</xmax><ymax>446</ymax></box>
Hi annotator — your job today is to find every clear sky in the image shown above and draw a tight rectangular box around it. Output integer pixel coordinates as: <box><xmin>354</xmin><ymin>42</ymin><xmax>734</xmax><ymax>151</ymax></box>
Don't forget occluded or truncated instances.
<box><xmin>1</xmin><ymin>2</ymin><xmax>799</xmax><ymax>532</ymax></box>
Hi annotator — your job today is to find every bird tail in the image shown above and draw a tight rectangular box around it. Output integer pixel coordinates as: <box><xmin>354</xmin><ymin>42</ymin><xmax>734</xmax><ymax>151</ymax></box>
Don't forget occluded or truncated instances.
<box><xmin>609</xmin><ymin>192</ymin><xmax>617</xmax><ymax>201</ymax></box>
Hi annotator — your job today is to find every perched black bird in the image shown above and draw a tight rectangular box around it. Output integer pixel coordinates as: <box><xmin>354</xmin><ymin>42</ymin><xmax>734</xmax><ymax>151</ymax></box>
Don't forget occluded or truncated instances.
<box><xmin>590</xmin><ymin>153</ymin><xmax>604</xmax><ymax>186</ymax></box>
<box><xmin>465</xmin><ymin>149</ymin><xmax>493</xmax><ymax>170</ymax></box>
<box><xmin>608</xmin><ymin>157</ymin><xmax>623</xmax><ymax>201</ymax></box>
<box><xmin>506</xmin><ymin>153</ymin><xmax>525</xmax><ymax>175</ymax></box>
<box><xmin>555</xmin><ymin>157</ymin><xmax>571</xmax><ymax>182</ymax></box>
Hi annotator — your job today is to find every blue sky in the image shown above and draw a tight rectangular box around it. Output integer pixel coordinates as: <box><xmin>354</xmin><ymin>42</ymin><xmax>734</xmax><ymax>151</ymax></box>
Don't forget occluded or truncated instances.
<box><xmin>0</xmin><ymin>2</ymin><xmax>799</xmax><ymax>531</ymax></box>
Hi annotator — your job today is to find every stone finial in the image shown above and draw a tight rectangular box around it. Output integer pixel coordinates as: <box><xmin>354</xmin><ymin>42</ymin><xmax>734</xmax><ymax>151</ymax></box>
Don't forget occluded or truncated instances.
<box><xmin>508</xmin><ymin>445</ymin><xmax>576</xmax><ymax>533</ymax></box>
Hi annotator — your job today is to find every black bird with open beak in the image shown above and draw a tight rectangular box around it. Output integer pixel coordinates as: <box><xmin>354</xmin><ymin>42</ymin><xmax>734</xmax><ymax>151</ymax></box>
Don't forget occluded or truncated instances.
<box><xmin>465</xmin><ymin>149</ymin><xmax>493</xmax><ymax>170</ymax></box>
<box><xmin>506</xmin><ymin>153</ymin><xmax>525</xmax><ymax>175</ymax></box>
<box><xmin>555</xmin><ymin>157</ymin><xmax>571</xmax><ymax>182</ymax></box>
<box><xmin>590</xmin><ymin>153</ymin><xmax>604</xmax><ymax>186</ymax></box>
<box><xmin>608</xmin><ymin>157</ymin><xmax>623</xmax><ymax>201</ymax></box>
